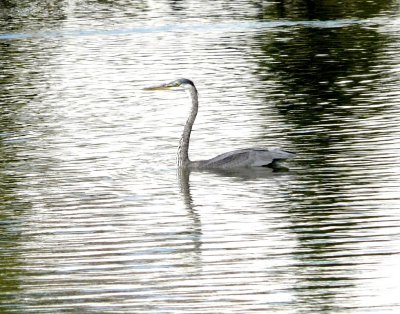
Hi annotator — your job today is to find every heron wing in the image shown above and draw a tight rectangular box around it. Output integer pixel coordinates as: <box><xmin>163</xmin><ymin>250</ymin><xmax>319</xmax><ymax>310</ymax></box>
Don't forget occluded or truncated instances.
<box><xmin>197</xmin><ymin>148</ymin><xmax>295</xmax><ymax>169</ymax></box>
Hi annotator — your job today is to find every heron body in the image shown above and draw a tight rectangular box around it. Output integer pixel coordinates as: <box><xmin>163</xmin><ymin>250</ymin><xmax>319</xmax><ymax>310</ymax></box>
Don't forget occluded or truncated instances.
<box><xmin>144</xmin><ymin>78</ymin><xmax>295</xmax><ymax>170</ymax></box>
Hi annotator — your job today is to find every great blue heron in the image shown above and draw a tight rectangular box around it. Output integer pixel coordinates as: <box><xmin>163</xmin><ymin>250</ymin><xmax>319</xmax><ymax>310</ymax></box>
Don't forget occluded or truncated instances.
<box><xmin>144</xmin><ymin>78</ymin><xmax>295</xmax><ymax>169</ymax></box>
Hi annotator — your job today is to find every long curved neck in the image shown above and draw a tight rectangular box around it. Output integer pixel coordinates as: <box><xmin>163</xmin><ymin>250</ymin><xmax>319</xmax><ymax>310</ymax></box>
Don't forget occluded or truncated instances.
<box><xmin>178</xmin><ymin>86</ymin><xmax>198</xmax><ymax>167</ymax></box>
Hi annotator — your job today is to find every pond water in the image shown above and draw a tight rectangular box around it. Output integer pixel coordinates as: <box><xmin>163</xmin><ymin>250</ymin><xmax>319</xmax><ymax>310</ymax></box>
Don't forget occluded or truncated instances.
<box><xmin>1</xmin><ymin>0</ymin><xmax>400</xmax><ymax>313</ymax></box>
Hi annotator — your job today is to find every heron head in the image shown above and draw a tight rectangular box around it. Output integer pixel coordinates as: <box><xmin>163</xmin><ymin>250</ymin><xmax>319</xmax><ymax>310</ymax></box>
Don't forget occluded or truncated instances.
<box><xmin>144</xmin><ymin>78</ymin><xmax>196</xmax><ymax>91</ymax></box>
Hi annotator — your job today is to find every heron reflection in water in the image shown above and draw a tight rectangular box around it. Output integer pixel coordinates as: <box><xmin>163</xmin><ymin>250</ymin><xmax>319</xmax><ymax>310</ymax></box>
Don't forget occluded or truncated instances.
<box><xmin>144</xmin><ymin>78</ymin><xmax>295</xmax><ymax>170</ymax></box>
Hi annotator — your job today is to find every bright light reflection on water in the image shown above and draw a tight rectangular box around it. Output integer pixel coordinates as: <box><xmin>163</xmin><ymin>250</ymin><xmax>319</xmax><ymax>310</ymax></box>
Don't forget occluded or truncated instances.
<box><xmin>1</xmin><ymin>0</ymin><xmax>400</xmax><ymax>313</ymax></box>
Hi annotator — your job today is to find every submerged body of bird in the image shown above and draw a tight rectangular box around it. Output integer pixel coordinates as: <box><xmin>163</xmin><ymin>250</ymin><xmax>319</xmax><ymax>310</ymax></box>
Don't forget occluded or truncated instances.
<box><xmin>144</xmin><ymin>78</ymin><xmax>295</xmax><ymax>170</ymax></box>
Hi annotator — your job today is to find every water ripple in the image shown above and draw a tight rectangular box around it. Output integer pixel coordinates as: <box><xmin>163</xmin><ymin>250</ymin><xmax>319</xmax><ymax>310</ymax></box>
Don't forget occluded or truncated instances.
<box><xmin>0</xmin><ymin>18</ymin><xmax>394</xmax><ymax>40</ymax></box>
<box><xmin>1</xmin><ymin>1</ymin><xmax>400</xmax><ymax>313</ymax></box>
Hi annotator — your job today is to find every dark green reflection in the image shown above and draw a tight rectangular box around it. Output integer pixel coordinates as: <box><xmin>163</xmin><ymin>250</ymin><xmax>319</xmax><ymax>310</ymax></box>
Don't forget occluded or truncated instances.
<box><xmin>254</xmin><ymin>2</ymin><xmax>397</xmax><ymax>312</ymax></box>
<box><xmin>1</xmin><ymin>1</ymin><xmax>65</xmax><ymax>308</ymax></box>
<box><xmin>256</xmin><ymin>24</ymin><xmax>390</xmax><ymax>165</ymax></box>
<box><xmin>0</xmin><ymin>81</ymin><xmax>29</xmax><ymax>312</ymax></box>
<box><xmin>0</xmin><ymin>0</ymin><xmax>65</xmax><ymax>31</ymax></box>
<box><xmin>0</xmin><ymin>39</ymin><xmax>33</xmax><ymax>310</ymax></box>
<box><xmin>0</xmin><ymin>136</ymin><xmax>24</xmax><ymax>309</ymax></box>
<box><xmin>261</xmin><ymin>0</ymin><xmax>398</xmax><ymax>20</ymax></box>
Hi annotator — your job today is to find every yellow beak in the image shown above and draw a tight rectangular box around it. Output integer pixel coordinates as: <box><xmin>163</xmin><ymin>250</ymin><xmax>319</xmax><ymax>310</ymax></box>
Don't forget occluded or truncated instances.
<box><xmin>143</xmin><ymin>83</ymin><xmax>173</xmax><ymax>91</ymax></box>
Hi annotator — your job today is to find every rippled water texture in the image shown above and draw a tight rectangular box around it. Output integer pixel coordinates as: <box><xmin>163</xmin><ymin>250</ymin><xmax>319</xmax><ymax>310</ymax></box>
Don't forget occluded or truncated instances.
<box><xmin>1</xmin><ymin>1</ymin><xmax>400</xmax><ymax>313</ymax></box>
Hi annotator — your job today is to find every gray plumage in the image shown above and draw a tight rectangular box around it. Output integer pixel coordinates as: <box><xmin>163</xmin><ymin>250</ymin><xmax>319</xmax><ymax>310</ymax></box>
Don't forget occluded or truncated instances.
<box><xmin>144</xmin><ymin>78</ymin><xmax>295</xmax><ymax>170</ymax></box>
<box><xmin>192</xmin><ymin>147</ymin><xmax>294</xmax><ymax>169</ymax></box>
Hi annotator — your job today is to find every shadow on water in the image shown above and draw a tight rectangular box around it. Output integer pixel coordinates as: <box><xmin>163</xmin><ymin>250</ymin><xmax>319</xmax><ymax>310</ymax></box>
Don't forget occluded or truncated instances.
<box><xmin>0</xmin><ymin>129</ymin><xmax>27</xmax><ymax>309</ymax></box>
<box><xmin>254</xmin><ymin>0</ymin><xmax>397</xmax><ymax>182</ymax></box>
<box><xmin>260</xmin><ymin>0</ymin><xmax>398</xmax><ymax>20</ymax></box>
<box><xmin>0</xmin><ymin>6</ymin><xmax>64</xmax><ymax>308</ymax></box>
<box><xmin>195</xmin><ymin>166</ymin><xmax>289</xmax><ymax>181</ymax></box>
<box><xmin>176</xmin><ymin>164</ymin><xmax>296</xmax><ymax>238</ymax></box>
<box><xmin>252</xmin><ymin>1</ymin><xmax>400</xmax><ymax>312</ymax></box>
<box><xmin>0</xmin><ymin>51</ymin><xmax>31</xmax><ymax>311</ymax></box>
<box><xmin>177</xmin><ymin>169</ymin><xmax>202</xmax><ymax>254</ymax></box>
<box><xmin>0</xmin><ymin>0</ymin><xmax>65</xmax><ymax>32</ymax></box>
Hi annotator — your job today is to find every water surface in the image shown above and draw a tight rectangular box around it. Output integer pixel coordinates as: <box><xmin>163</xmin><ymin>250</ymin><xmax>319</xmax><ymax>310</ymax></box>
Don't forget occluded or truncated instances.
<box><xmin>1</xmin><ymin>0</ymin><xmax>400</xmax><ymax>313</ymax></box>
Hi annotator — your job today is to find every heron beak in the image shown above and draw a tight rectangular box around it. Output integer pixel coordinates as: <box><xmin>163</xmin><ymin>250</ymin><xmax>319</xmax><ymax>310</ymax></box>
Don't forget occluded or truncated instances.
<box><xmin>143</xmin><ymin>83</ymin><xmax>173</xmax><ymax>91</ymax></box>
